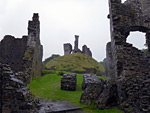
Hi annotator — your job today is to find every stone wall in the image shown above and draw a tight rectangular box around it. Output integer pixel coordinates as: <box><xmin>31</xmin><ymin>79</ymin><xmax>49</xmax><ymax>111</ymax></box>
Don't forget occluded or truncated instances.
<box><xmin>64</xmin><ymin>43</ymin><xmax>72</xmax><ymax>55</ymax></box>
<box><xmin>82</xmin><ymin>45</ymin><xmax>92</xmax><ymax>57</ymax></box>
<box><xmin>0</xmin><ymin>35</ymin><xmax>28</xmax><ymax>72</ymax></box>
<box><xmin>0</xmin><ymin>13</ymin><xmax>43</xmax><ymax>113</ymax></box>
<box><xmin>0</xmin><ymin>63</ymin><xmax>39</xmax><ymax>113</ymax></box>
<box><xmin>0</xmin><ymin>13</ymin><xmax>43</xmax><ymax>82</ymax></box>
<box><xmin>106</xmin><ymin>0</ymin><xmax>150</xmax><ymax>112</ymax></box>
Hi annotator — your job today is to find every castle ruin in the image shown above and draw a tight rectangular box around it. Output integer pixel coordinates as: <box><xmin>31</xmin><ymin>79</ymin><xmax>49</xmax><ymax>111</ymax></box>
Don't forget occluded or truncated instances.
<box><xmin>105</xmin><ymin>0</ymin><xmax>150</xmax><ymax>112</ymax></box>
<box><xmin>63</xmin><ymin>35</ymin><xmax>92</xmax><ymax>57</ymax></box>
<box><xmin>0</xmin><ymin>13</ymin><xmax>43</xmax><ymax>112</ymax></box>
<box><xmin>0</xmin><ymin>13</ymin><xmax>43</xmax><ymax>80</ymax></box>
<box><xmin>80</xmin><ymin>0</ymin><xmax>150</xmax><ymax>113</ymax></box>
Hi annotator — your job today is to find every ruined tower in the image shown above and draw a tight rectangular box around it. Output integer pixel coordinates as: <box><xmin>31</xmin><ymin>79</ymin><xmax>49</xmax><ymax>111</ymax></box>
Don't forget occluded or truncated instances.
<box><xmin>74</xmin><ymin>35</ymin><xmax>79</xmax><ymax>53</ymax></box>
<box><xmin>26</xmin><ymin>13</ymin><xmax>43</xmax><ymax>79</ymax></box>
<box><xmin>64</xmin><ymin>43</ymin><xmax>72</xmax><ymax>55</ymax></box>
<box><xmin>0</xmin><ymin>13</ymin><xmax>43</xmax><ymax>81</ymax></box>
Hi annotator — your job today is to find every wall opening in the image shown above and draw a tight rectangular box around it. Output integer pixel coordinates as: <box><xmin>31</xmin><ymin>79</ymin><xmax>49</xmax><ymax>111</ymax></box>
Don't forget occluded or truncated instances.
<box><xmin>127</xmin><ymin>31</ymin><xmax>147</xmax><ymax>50</ymax></box>
<box><xmin>121</xmin><ymin>0</ymin><xmax>126</xmax><ymax>3</ymax></box>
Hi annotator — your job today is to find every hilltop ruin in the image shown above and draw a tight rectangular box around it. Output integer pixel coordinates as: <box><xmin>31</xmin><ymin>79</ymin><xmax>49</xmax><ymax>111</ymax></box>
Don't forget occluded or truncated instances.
<box><xmin>63</xmin><ymin>35</ymin><xmax>92</xmax><ymax>57</ymax></box>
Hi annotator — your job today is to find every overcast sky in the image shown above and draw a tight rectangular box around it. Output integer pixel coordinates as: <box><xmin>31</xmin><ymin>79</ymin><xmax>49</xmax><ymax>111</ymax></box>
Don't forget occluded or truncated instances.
<box><xmin>0</xmin><ymin>0</ymin><xmax>146</xmax><ymax>61</ymax></box>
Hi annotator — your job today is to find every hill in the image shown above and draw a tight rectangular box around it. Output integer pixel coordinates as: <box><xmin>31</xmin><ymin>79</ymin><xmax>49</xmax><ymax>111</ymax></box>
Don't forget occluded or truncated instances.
<box><xmin>43</xmin><ymin>54</ymin><xmax>60</xmax><ymax>64</ymax></box>
<box><xmin>44</xmin><ymin>53</ymin><xmax>105</xmax><ymax>75</ymax></box>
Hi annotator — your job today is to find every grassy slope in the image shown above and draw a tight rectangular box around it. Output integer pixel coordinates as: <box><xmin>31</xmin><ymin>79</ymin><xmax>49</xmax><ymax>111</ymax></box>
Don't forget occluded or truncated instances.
<box><xmin>44</xmin><ymin>53</ymin><xmax>105</xmax><ymax>74</ymax></box>
<box><xmin>28</xmin><ymin>70</ymin><xmax>122</xmax><ymax>113</ymax></box>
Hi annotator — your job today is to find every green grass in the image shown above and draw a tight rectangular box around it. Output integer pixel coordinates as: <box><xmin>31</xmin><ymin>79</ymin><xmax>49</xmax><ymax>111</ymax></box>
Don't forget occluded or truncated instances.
<box><xmin>97</xmin><ymin>76</ymin><xmax>107</xmax><ymax>81</ymax></box>
<box><xmin>44</xmin><ymin>53</ymin><xmax>105</xmax><ymax>74</ymax></box>
<box><xmin>28</xmin><ymin>70</ymin><xmax>123</xmax><ymax>113</ymax></box>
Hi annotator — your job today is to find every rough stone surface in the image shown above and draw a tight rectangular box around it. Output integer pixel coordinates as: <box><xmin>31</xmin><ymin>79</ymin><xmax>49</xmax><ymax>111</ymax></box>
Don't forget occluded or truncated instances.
<box><xmin>80</xmin><ymin>74</ymin><xmax>104</xmax><ymax>105</ymax></box>
<box><xmin>82</xmin><ymin>45</ymin><xmax>92</xmax><ymax>57</ymax></box>
<box><xmin>0</xmin><ymin>13</ymin><xmax>43</xmax><ymax>82</ymax></box>
<box><xmin>0</xmin><ymin>35</ymin><xmax>28</xmax><ymax>72</ymax></box>
<box><xmin>26</xmin><ymin>13</ymin><xmax>43</xmax><ymax>80</ymax></box>
<box><xmin>39</xmin><ymin>100</ymin><xmax>82</xmax><ymax>113</ymax></box>
<box><xmin>64</xmin><ymin>43</ymin><xmax>72</xmax><ymax>55</ymax></box>
<box><xmin>105</xmin><ymin>0</ymin><xmax>150</xmax><ymax>112</ymax></box>
<box><xmin>0</xmin><ymin>63</ymin><xmax>40</xmax><ymax>113</ymax></box>
<box><xmin>61</xmin><ymin>74</ymin><xmax>77</xmax><ymax>91</ymax></box>
<box><xmin>95</xmin><ymin>82</ymin><xmax>118</xmax><ymax>109</ymax></box>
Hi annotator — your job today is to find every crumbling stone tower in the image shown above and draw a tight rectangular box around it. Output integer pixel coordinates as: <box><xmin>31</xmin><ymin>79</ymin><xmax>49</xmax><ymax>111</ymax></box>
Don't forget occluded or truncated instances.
<box><xmin>0</xmin><ymin>13</ymin><xmax>43</xmax><ymax>82</ymax></box>
<box><xmin>73</xmin><ymin>35</ymin><xmax>80</xmax><ymax>53</ymax></box>
<box><xmin>26</xmin><ymin>13</ymin><xmax>43</xmax><ymax>79</ymax></box>
<box><xmin>106</xmin><ymin>0</ymin><xmax>150</xmax><ymax>112</ymax></box>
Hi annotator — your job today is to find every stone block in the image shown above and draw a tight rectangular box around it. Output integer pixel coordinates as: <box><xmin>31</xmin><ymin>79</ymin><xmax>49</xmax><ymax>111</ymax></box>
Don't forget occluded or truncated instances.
<box><xmin>61</xmin><ymin>73</ymin><xmax>77</xmax><ymax>91</ymax></box>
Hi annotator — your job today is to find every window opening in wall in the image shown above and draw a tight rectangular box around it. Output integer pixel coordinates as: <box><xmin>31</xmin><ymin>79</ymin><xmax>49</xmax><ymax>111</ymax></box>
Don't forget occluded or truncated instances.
<box><xmin>121</xmin><ymin>0</ymin><xmax>126</xmax><ymax>3</ymax></box>
<box><xmin>127</xmin><ymin>31</ymin><xmax>147</xmax><ymax>50</ymax></box>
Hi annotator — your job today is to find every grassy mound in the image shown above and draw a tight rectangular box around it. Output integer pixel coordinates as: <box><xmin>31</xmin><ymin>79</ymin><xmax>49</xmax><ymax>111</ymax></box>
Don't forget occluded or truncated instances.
<box><xmin>44</xmin><ymin>53</ymin><xmax>105</xmax><ymax>75</ymax></box>
<box><xmin>28</xmin><ymin>70</ymin><xmax>122</xmax><ymax>113</ymax></box>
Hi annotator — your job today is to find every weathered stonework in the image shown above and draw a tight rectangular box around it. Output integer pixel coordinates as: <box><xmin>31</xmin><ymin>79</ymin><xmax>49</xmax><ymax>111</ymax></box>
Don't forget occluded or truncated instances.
<box><xmin>61</xmin><ymin>73</ymin><xmax>77</xmax><ymax>91</ymax></box>
<box><xmin>80</xmin><ymin>74</ymin><xmax>104</xmax><ymax>105</ymax></box>
<box><xmin>82</xmin><ymin>45</ymin><xmax>92</xmax><ymax>57</ymax></box>
<box><xmin>105</xmin><ymin>0</ymin><xmax>150</xmax><ymax>112</ymax></box>
<box><xmin>0</xmin><ymin>63</ymin><xmax>39</xmax><ymax>113</ymax></box>
<box><xmin>0</xmin><ymin>13</ymin><xmax>43</xmax><ymax>82</ymax></box>
<box><xmin>0</xmin><ymin>35</ymin><xmax>28</xmax><ymax>72</ymax></box>
<box><xmin>80</xmin><ymin>74</ymin><xmax>118</xmax><ymax>109</ymax></box>
<box><xmin>64</xmin><ymin>43</ymin><xmax>72</xmax><ymax>55</ymax></box>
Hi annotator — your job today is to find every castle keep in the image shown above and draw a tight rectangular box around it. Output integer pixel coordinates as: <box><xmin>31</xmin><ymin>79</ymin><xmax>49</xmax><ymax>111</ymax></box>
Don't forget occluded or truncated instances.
<box><xmin>63</xmin><ymin>35</ymin><xmax>92</xmax><ymax>57</ymax></box>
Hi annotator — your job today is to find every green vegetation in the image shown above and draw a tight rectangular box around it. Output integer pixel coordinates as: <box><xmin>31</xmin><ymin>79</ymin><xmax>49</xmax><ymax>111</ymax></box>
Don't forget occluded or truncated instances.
<box><xmin>24</xmin><ymin>48</ymin><xmax>34</xmax><ymax>59</ymax></box>
<box><xmin>142</xmin><ymin>49</ymin><xmax>149</xmax><ymax>54</ymax></box>
<box><xmin>43</xmin><ymin>54</ymin><xmax>60</xmax><ymax>64</ymax></box>
<box><xmin>97</xmin><ymin>75</ymin><xmax>107</xmax><ymax>81</ymax></box>
<box><xmin>28</xmin><ymin>70</ymin><xmax>123</xmax><ymax>113</ymax></box>
<box><xmin>44</xmin><ymin>53</ymin><xmax>105</xmax><ymax>74</ymax></box>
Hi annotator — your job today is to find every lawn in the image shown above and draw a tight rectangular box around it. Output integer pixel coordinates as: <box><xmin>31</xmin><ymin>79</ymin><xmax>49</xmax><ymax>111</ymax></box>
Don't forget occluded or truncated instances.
<box><xmin>28</xmin><ymin>70</ymin><xmax>123</xmax><ymax>113</ymax></box>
